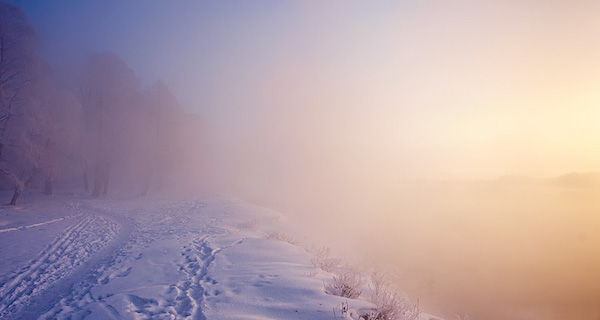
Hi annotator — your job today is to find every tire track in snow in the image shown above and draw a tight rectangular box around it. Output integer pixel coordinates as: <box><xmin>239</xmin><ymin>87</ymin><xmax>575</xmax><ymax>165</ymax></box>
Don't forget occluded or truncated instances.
<box><xmin>37</xmin><ymin>203</ymin><xmax>153</xmax><ymax>320</ymax></box>
<box><xmin>0</xmin><ymin>214</ymin><xmax>119</xmax><ymax>318</ymax></box>
<box><xmin>38</xmin><ymin>233</ymin><xmax>142</xmax><ymax>320</ymax></box>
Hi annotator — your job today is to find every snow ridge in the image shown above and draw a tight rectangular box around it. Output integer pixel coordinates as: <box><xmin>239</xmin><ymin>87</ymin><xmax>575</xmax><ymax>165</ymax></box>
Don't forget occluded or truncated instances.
<box><xmin>0</xmin><ymin>216</ymin><xmax>76</xmax><ymax>234</ymax></box>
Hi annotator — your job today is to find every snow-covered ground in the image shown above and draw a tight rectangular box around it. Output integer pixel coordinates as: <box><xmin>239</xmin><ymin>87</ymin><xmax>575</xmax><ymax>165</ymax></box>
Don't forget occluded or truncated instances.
<box><xmin>0</xmin><ymin>194</ymin><xmax>438</xmax><ymax>320</ymax></box>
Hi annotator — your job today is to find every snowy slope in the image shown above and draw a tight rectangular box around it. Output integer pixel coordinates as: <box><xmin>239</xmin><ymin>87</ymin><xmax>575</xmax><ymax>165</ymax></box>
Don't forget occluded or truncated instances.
<box><xmin>0</xmin><ymin>195</ymin><xmax>393</xmax><ymax>320</ymax></box>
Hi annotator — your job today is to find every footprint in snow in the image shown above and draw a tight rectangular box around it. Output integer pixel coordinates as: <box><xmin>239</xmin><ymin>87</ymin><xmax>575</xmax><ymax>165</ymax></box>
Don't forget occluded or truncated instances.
<box><xmin>98</xmin><ymin>266</ymin><xmax>132</xmax><ymax>284</ymax></box>
<box><xmin>111</xmin><ymin>266</ymin><xmax>132</xmax><ymax>279</ymax></box>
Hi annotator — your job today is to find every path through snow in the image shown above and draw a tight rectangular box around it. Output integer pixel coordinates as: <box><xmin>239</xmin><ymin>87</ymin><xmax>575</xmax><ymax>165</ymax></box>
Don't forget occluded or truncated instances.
<box><xmin>0</xmin><ymin>196</ymin><xmax>378</xmax><ymax>320</ymax></box>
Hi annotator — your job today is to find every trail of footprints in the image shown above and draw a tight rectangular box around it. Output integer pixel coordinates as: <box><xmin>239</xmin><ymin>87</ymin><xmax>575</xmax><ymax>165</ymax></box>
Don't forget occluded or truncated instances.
<box><xmin>37</xmin><ymin>201</ymin><xmax>242</xmax><ymax>320</ymax></box>
<box><xmin>124</xmin><ymin>237</ymin><xmax>243</xmax><ymax>320</ymax></box>
<box><xmin>44</xmin><ymin>236</ymin><xmax>241</xmax><ymax>320</ymax></box>
<box><xmin>0</xmin><ymin>215</ymin><xmax>119</xmax><ymax>318</ymax></box>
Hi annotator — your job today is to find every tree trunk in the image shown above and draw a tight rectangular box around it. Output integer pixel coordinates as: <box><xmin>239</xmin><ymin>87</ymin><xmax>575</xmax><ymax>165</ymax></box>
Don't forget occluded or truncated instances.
<box><xmin>83</xmin><ymin>160</ymin><xmax>89</xmax><ymax>193</ymax></box>
<box><xmin>102</xmin><ymin>170</ymin><xmax>109</xmax><ymax>196</ymax></box>
<box><xmin>9</xmin><ymin>173</ymin><xmax>35</xmax><ymax>205</ymax></box>
<box><xmin>140</xmin><ymin>168</ymin><xmax>153</xmax><ymax>197</ymax></box>
<box><xmin>91</xmin><ymin>160</ymin><xmax>102</xmax><ymax>197</ymax></box>
<box><xmin>92</xmin><ymin>158</ymin><xmax>109</xmax><ymax>197</ymax></box>
<box><xmin>10</xmin><ymin>186</ymin><xmax>22</xmax><ymax>205</ymax></box>
<box><xmin>43</xmin><ymin>178</ymin><xmax>53</xmax><ymax>195</ymax></box>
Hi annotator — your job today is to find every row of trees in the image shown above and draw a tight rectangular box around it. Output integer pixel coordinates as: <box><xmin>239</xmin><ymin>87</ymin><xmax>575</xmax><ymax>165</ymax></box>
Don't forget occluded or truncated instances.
<box><xmin>0</xmin><ymin>3</ymin><xmax>208</xmax><ymax>204</ymax></box>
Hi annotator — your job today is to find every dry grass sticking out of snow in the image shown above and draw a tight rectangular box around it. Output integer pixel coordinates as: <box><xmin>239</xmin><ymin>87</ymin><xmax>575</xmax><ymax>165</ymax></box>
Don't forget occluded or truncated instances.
<box><xmin>326</xmin><ymin>270</ymin><xmax>365</xmax><ymax>299</ymax></box>
<box><xmin>307</xmin><ymin>245</ymin><xmax>343</xmax><ymax>273</ymax></box>
<box><xmin>265</xmin><ymin>230</ymin><xmax>299</xmax><ymax>245</ymax></box>
<box><xmin>363</xmin><ymin>273</ymin><xmax>420</xmax><ymax>320</ymax></box>
<box><xmin>261</xmin><ymin>230</ymin><xmax>425</xmax><ymax>320</ymax></box>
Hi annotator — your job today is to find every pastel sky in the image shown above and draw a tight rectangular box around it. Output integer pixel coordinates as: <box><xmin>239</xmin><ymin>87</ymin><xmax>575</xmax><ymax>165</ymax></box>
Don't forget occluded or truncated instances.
<box><xmin>16</xmin><ymin>0</ymin><xmax>600</xmax><ymax>182</ymax></box>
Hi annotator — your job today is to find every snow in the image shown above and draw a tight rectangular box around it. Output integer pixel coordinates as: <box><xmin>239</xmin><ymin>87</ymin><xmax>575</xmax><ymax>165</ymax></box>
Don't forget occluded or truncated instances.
<box><xmin>0</xmin><ymin>194</ymin><xmax>439</xmax><ymax>320</ymax></box>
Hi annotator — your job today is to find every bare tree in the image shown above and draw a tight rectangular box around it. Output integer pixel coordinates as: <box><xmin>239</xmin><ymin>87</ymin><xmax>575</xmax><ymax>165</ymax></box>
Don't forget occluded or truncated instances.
<box><xmin>78</xmin><ymin>52</ymin><xmax>140</xmax><ymax>197</ymax></box>
<box><xmin>140</xmin><ymin>80</ymin><xmax>214</xmax><ymax>196</ymax></box>
<box><xmin>37</xmin><ymin>86</ymin><xmax>84</xmax><ymax>196</ymax></box>
<box><xmin>0</xmin><ymin>3</ymin><xmax>45</xmax><ymax>205</ymax></box>
<box><xmin>139</xmin><ymin>80</ymin><xmax>181</xmax><ymax>196</ymax></box>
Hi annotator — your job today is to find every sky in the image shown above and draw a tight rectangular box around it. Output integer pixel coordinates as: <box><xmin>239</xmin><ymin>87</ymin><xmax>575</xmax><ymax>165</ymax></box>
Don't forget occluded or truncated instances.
<box><xmin>16</xmin><ymin>0</ymin><xmax>600</xmax><ymax>185</ymax></box>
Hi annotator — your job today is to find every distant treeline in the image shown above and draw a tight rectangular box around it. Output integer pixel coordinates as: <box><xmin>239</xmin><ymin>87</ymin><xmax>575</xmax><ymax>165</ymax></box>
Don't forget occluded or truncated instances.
<box><xmin>0</xmin><ymin>3</ymin><xmax>210</xmax><ymax>204</ymax></box>
<box><xmin>498</xmin><ymin>172</ymin><xmax>600</xmax><ymax>189</ymax></box>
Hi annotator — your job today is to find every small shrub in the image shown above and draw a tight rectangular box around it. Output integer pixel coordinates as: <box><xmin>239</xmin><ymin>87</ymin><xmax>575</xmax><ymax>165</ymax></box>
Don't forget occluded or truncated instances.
<box><xmin>365</xmin><ymin>273</ymin><xmax>419</xmax><ymax>320</ymax></box>
<box><xmin>307</xmin><ymin>246</ymin><xmax>341</xmax><ymax>272</ymax></box>
<box><xmin>326</xmin><ymin>270</ymin><xmax>365</xmax><ymax>299</ymax></box>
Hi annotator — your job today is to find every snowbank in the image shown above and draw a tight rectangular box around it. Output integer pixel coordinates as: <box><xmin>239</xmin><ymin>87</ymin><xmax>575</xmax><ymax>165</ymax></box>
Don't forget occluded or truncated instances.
<box><xmin>0</xmin><ymin>195</ymin><xmax>439</xmax><ymax>319</ymax></box>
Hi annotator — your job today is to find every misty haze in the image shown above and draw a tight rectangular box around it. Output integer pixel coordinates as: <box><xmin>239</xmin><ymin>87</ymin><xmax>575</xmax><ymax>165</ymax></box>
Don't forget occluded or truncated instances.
<box><xmin>1</xmin><ymin>1</ymin><xmax>599</xmax><ymax>320</ymax></box>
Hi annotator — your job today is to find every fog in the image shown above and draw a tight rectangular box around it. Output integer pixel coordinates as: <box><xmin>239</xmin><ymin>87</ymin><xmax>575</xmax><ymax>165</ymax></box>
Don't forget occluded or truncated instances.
<box><xmin>356</xmin><ymin>180</ymin><xmax>600</xmax><ymax>319</ymax></box>
<box><xmin>13</xmin><ymin>0</ymin><xmax>600</xmax><ymax>319</ymax></box>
